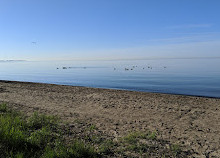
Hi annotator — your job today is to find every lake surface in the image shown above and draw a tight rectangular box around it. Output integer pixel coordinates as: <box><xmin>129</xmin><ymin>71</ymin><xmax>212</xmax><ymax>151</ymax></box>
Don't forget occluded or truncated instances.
<box><xmin>0</xmin><ymin>58</ymin><xmax>220</xmax><ymax>98</ymax></box>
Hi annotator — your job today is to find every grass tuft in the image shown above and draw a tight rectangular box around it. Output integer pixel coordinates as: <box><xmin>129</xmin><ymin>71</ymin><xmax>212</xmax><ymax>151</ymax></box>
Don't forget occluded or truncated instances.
<box><xmin>27</xmin><ymin>112</ymin><xmax>59</xmax><ymax>130</ymax></box>
<box><xmin>171</xmin><ymin>144</ymin><xmax>181</xmax><ymax>155</ymax></box>
<box><xmin>0</xmin><ymin>103</ymin><xmax>8</xmax><ymax>112</ymax></box>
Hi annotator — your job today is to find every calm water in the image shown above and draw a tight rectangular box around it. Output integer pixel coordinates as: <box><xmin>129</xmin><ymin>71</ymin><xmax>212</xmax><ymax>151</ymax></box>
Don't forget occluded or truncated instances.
<box><xmin>0</xmin><ymin>58</ymin><xmax>220</xmax><ymax>98</ymax></box>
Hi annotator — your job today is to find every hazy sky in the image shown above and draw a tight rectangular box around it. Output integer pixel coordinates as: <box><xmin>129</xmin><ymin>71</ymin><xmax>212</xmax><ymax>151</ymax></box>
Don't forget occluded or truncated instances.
<box><xmin>0</xmin><ymin>0</ymin><xmax>220</xmax><ymax>60</ymax></box>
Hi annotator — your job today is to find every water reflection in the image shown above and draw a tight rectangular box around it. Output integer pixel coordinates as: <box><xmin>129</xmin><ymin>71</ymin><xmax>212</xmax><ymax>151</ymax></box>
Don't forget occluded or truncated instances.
<box><xmin>0</xmin><ymin>59</ymin><xmax>220</xmax><ymax>98</ymax></box>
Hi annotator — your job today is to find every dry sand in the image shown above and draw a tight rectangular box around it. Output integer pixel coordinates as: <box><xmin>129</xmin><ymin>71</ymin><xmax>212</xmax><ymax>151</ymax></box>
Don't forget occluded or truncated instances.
<box><xmin>0</xmin><ymin>80</ymin><xmax>220</xmax><ymax>157</ymax></box>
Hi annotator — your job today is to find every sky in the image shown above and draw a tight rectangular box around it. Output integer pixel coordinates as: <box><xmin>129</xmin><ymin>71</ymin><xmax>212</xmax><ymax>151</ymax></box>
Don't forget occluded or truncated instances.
<box><xmin>0</xmin><ymin>0</ymin><xmax>220</xmax><ymax>60</ymax></box>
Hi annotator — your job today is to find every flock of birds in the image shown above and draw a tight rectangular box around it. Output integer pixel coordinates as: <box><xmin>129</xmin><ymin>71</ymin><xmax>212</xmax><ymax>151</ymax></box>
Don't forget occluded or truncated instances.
<box><xmin>57</xmin><ymin>67</ymin><xmax>87</xmax><ymax>70</ymax></box>
<box><xmin>57</xmin><ymin>65</ymin><xmax>167</xmax><ymax>71</ymax></box>
<box><xmin>114</xmin><ymin>65</ymin><xmax>167</xmax><ymax>71</ymax></box>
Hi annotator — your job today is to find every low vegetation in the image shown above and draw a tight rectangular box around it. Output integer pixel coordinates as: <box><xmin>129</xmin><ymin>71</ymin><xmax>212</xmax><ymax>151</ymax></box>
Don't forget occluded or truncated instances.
<box><xmin>117</xmin><ymin>131</ymin><xmax>188</xmax><ymax>157</ymax></box>
<box><xmin>0</xmin><ymin>103</ymin><xmax>191</xmax><ymax>157</ymax></box>
<box><xmin>0</xmin><ymin>103</ymin><xmax>97</xmax><ymax>158</ymax></box>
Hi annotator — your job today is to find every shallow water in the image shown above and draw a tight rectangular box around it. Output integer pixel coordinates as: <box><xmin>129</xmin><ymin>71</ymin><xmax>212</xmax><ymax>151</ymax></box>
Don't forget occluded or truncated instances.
<box><xmin>0</xmin><ymin>58</ymin><xmax>220</xmax><ymax>98</ymax></box>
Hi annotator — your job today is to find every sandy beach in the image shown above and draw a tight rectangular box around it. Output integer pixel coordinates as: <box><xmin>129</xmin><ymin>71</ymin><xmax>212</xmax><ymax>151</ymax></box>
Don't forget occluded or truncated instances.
<box><xmin>0</xmin><ymin>80</ymin><xmax>220</xmax><ymax>157</ymax></box>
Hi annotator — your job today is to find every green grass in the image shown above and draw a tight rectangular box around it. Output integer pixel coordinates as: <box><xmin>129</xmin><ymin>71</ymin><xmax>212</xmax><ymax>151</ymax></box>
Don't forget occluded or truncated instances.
<box><xmin>147</xmin><ymin>131</ymin><xmax>157</xmax><ymax>140</ymax></box>
<box><xmin>171</xmin><ymin>144</ymin><xmax>181</xmax><ymax>155</ymax></box>
<box><xmin>98</xmin><ymin>139</ymin><xmax>115</xmax><ymax>155</ymax></box>
<box><xmin>88</xmin><ymin>124</ymin><xmax>97</xmax><ymax>131</ymax></box>
<box><xmin>27</xmin><ymin>112</ymin><xmax>59</xmax><ymax>130</ymax></box>
<box><xmin>0</xmin><ymin>103</ymin><xmax>98</xmax><ymax>158</ymax></box>
<box><xmin>118</xmin><ymin>130</ymin><xmax>189</xmax><ymax>157</ymax></box>
<box><xmin>121</xmin><ymin>131</ymin><xmax>156</xmax><ymax>155</ymax></box>
<box><xmin>0</xmin><ymin>103</ymin><xmax>7</xmax><ymax>112</ymax></box>
<box><xmin>123</xmin><ymin>131</ymin><xmax>157</xmax><ymax>144</ymax></box>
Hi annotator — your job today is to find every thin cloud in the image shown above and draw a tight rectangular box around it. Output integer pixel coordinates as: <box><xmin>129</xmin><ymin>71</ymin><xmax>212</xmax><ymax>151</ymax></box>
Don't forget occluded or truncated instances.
<box><xmin>147</xmin><ymin>32</ymin><xmax>220</xmax><ymax>44</ymax></box>
<box><xmin>168</xmin><ymin>24</ymin><xmax>213</xmax><ymax>29</ymax></box>
<box><xmin>76</xmin><ymin>40</ymin><xmax>220</xmax><ymax>60</ymax></box>
<box><xmin>174</xmin><ymin>31</ymin><xmax>220</xmax><ymax>36</ymax></box>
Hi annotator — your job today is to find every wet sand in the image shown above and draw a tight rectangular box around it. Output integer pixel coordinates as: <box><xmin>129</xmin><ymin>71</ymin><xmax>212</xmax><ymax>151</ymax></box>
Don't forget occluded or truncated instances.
<box><xmin>0</xmin><ymin>80</ymin><xmax>220</xmax><ymax>157</ymax></box>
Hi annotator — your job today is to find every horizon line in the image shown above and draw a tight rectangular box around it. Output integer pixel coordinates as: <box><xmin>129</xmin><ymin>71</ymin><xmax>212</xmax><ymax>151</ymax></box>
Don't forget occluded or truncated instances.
<box><xmin>2</xmin><ymin>56</ymin><xmax>220</xmax><ymax>62</ymax></box>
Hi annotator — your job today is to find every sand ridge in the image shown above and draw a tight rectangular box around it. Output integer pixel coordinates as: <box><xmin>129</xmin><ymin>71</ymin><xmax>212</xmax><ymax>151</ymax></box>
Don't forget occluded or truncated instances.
<box><xmin>0</xmin><ymin>80</ymin><xmax>220</xmax><ymax>157</ymax></box>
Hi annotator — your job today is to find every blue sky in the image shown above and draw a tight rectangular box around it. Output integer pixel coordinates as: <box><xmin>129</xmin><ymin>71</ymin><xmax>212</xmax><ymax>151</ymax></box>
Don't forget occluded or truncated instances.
<box><xmin>0</xmin><ymin>0</ymin><xmax>220</xmax><ymax>60</ymax></box>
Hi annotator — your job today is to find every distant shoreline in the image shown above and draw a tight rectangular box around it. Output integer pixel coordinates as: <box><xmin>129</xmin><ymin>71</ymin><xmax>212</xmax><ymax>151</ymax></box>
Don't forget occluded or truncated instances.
<box><xmin>0</xmin><ymin>60</ymin><xmax>26</xmax><ymax>62</ymax></box>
